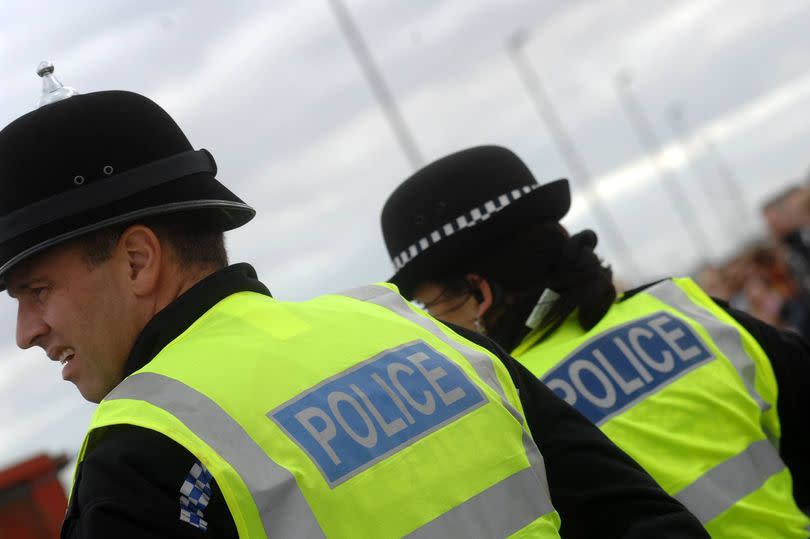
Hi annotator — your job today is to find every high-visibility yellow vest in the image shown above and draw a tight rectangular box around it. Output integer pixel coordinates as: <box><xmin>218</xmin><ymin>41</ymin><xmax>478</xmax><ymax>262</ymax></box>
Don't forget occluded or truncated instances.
<box><xmin>76</xmin><ymin>284</ymin><xmax>561</xmax><ymax>538</ymax></box>
<box><xmin>512</xmin><ymin>277</ymin><xmax>810</xmax><ymax>538</ymax></box>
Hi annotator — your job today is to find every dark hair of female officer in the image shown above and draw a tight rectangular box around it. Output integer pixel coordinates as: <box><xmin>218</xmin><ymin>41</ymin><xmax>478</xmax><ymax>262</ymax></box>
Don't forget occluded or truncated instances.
<box><xmin>381</xmin><ymin>145</ymin><xmax>616</xmax><ymax>352</ymax></box>
<box><xmin>426</xmin><ymin>224</ymin><xmax>614</xmax><ymax>351</ymax></box>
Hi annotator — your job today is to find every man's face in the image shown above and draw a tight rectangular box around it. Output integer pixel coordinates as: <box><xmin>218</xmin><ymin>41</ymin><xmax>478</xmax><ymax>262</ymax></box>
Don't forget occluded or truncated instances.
<box><xmin>6</xmin><ymin>242</ymin><xmax>140</xmax><ymax>403</ymax></box>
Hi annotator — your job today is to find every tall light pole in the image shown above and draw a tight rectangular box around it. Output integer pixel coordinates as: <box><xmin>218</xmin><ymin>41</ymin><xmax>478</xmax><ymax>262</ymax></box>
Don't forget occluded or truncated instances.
<box><xmin>668</xmin><ymin>103</ymin><xmax>752</xmax><ymax>238</ymax></box>
<box><xmin>327</xmin><ymin>0</ymin><xmax>424</xmax><ymax>170</ymax></box>
<box><xmin>508</xmin><ymin>29</ymin><xmax>642</xmax><ymax>283</ymax></box>
<box><xmin>614</xmin><ymin>71</ymin><xmax>712</xmax><ymax>259</ymax></box>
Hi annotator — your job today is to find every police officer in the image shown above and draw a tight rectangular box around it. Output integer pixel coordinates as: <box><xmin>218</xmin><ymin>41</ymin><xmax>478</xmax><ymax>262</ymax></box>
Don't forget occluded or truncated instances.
<box><xmin>0</xmin><ymin>71</ymin><xmax>708</xmax><ymax>538</ymax></box>
<box><xmin>379</xmin><ymin>145</ymin><xmax>810</xmax><ymax>538</ymax></box>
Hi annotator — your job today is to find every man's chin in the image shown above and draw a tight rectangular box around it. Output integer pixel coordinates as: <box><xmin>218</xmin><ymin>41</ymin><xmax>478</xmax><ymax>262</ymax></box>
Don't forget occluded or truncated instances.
<box><xmin>76</xmin><ymin>377</ymin><xmax>126</xmax><ymax>404</ymax></box>
<box><xmin>75</xmin><ymin>383</ymin><xmax>104</xmax><ymax>404</ymax></box>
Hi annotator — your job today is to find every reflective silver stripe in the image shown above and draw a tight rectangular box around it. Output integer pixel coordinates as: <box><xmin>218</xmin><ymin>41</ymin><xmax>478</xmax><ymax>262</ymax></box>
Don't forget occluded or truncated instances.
<box><xmin>106</xmin><ymin>372</ymin><xmax>325</xmax><ymax>539</ymax></box>
<box><xmin>646</xmin><ymin>280</ymin><xmax>770</xmax><ymax>412</ymax></box>
<box><xmin>674</xmin><ymin>439</ymin><xmax>785</xmax><ymax>523</ymax></box>
<box><xmin>340</xmin><ymin>284</ymin><xmax>555</xmax><ymax>518</ymax></box>
<box><xmin>405</xmin><ymin>467</ymin><xmax>555</xmax><ymax>538</ymax></box>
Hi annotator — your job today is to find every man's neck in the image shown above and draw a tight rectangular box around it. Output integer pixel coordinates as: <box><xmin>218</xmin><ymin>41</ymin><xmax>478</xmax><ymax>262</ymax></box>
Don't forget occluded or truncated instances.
<box><xmin>154</xmin><ymin>265</ymin><xmax>219</xmax><ymax>316</ymax></box>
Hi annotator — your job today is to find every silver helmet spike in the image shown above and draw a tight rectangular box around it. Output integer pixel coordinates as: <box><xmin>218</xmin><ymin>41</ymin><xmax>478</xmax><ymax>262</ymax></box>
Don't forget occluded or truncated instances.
<box><xmin>37</xmin><ymin>61</ymin><xmax>79</xmax><ymax>108</ymax></box>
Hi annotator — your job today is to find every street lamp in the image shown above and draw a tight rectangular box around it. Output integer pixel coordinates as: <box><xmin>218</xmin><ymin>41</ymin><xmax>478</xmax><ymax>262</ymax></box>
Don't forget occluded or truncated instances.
<box><xmin>507</xmin><ymin>29</ymin><xmax>643</xmax><ymax>283</ymax></box>
<box><xmin>668</xmin><ymin>103</ymin><xmax>752</xmax><ymax>238</ymax></box>
<box><xmin>327</xmin><ymin>0</ymin><xmax>424</xmax><ymax>170</ymax></box>
<box><xmin>614</xmin><ymin>71</ymin><xmax>712</xmax><ymax>259</ymax></box>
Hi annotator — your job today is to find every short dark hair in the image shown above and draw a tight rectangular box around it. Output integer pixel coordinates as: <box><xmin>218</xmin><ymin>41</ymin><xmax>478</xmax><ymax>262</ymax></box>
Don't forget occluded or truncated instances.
<box><xmin>77</xmin><ymin>211</ymin><xmax>228</xmax><ymax>270</ymax></box>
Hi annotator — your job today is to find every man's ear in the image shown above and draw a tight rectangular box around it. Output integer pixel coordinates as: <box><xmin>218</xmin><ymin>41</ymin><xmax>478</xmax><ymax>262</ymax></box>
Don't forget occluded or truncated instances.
<box><xmin>466</xmin><ymin>273</ymin><xmax>494</xmax><ymax>318</ymax></box>
<box><xmin>119</xmin><ymin>225</ymin><xmax>162</xmax><ymax>296</ymax></box>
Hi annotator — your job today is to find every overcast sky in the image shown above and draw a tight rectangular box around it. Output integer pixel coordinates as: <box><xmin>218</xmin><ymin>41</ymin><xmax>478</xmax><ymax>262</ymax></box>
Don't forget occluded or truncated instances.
<box><xmin>1</xmin><ymin>0</ymin><xmax>808</xmax><ymax>476</ymax></box>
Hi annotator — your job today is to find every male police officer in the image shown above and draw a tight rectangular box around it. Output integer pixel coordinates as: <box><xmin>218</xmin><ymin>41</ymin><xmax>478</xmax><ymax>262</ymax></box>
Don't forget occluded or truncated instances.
<box><xmin>0</xmin><ymin>73</ymin><xmax>707</xmax><ymax>537</ymax></box>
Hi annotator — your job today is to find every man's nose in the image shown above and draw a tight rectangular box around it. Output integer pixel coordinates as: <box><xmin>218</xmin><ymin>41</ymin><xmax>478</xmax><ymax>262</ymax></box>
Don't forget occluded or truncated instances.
<box><xmin>16</xmin><ymin>303</ymin><xmax>48</xmax><ymax>349</ymax></box>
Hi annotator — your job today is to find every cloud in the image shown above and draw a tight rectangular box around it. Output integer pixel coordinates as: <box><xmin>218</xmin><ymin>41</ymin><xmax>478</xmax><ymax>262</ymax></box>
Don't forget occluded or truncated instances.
<box><xmin>567</xmin><ymin>69</ymin><xmax>810</xmax><ymax>224</ymax></box>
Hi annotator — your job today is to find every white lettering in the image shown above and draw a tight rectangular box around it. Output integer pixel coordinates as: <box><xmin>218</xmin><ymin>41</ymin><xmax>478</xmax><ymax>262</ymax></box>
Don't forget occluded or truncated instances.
<box><xmin>388</xmin><ymin>362</ymin><xmax>436</xmax><ymax>415</ymax></box>
<box><xmin>546</xmin><ymin>378</ymin><xmax>577</xmax><ymax>405</ymax></box>
<box><xmin>648</xmin><ymin>316</ymin><xmax>701</xmax><ymax>361</ymax></box>
<box><xmin>350</xmin><ymin>383</ymin><xmax>406</xmax><ymax>437</ymax></box>
<box><xmin>569</xmin><ymin>359</ymin><xmax>617</xmax><ymax>408</ymax></box>
<box><xmin>593</xmin><ymin>348</ymin><xmax>643</xmax><ymax>395</ymax></box>
<box><xmin>407</xmin><ymin>352</ymin><xmax>465</xmax><ymax>406</ymax></box>
<box><xmin>371</xmin><ymin>372</ymin><xmax>415</xmax><ymax>425</ymax></box>
<box><xmin>328</xmin><ymin>391</ymin><xmax>378</xmax><ymax>448</ymax></box>
<box><xmin>295</xmin><ymin>407</ymin><xmax>340</xmax><ymax>464</ymax></box>
<box><xmin>628</xmin><ymin>325</ymin><xmax>674</xmax><ymax>373</ymax></box>
<box><xmin>615</xmin><ymin>334</ymin><xmax>653</xmax><ymax>382</ymax></box>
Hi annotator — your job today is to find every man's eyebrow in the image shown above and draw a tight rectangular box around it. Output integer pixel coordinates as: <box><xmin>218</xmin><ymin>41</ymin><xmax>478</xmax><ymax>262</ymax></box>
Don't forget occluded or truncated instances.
<box><xmin>6</xmin><ymin>277</ymin><xmax>42</xmax><ymax>299</ymax></box>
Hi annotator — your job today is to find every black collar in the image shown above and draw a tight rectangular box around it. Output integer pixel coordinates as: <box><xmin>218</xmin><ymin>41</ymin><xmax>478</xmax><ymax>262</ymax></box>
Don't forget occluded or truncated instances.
<box><xmin>123</xmin><ymin>263</ymin><xmax>271</xmax><ymax>376</ymax></box>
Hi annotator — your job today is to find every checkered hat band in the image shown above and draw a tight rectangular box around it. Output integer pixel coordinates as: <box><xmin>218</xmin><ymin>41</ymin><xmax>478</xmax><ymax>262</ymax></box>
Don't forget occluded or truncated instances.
<box><xmin>392</xmin><ymin>184</ymin><xmax>539</xmax><ymax>270</ymax></box>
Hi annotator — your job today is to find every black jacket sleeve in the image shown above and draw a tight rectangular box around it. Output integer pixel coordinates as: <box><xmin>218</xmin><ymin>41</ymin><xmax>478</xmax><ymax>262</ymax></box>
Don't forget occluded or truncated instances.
<box><xmin>446</xmin><ymin>323</ymin><xmax>709</xmax><ymax>539</ymax></box>
<box><xmin>62</xmin><ymin>425</ymin><xmax>238</xmax><ymax>539</ymax></box>
<box><xmin>713</xmin><ymin>299</ymin><xmax>810</xmax><ymax>512</ymax></box>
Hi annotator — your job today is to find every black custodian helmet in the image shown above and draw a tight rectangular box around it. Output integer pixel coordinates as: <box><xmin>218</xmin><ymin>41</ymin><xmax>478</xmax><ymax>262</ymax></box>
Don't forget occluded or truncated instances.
<box><xmin>381</xmin><ymin>145</ymin><xmax>571</xmax><ymax>298</ymax></box>
<box><xmin>0</xmin><ymin>89</ymin><xmax>255</xmax><ymax>290</ymax></box>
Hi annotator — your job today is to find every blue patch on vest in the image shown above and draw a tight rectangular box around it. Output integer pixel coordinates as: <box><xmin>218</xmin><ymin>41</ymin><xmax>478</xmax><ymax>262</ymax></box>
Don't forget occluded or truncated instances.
<box><xmin>542</xmin><ymin>312</ymin><xmax>713</xmax><ymax>425</ymax></box>
<box><xmin>270</xmin><ymin>341</ymin><xmax>486</xmax><ymax>486</ymax></box>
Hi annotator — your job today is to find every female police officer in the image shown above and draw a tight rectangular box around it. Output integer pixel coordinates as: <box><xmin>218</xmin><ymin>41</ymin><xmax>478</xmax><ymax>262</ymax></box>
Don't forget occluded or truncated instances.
<box><xmin>380</xmin><ymin>145</ymin><xmax>810</xmax><ymax>538</ymax></box>
<box><xmin>0</xmin><ymin>73</ymin><xmax>706</xmax><ymax>537</ymax></box>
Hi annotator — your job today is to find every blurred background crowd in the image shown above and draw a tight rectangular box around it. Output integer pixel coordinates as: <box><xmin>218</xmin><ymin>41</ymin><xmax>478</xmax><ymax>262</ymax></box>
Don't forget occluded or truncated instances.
<box><xmin>696</xmin><ymin>173</ymin><xmax>810</xmax><ymax>338</ymax></box>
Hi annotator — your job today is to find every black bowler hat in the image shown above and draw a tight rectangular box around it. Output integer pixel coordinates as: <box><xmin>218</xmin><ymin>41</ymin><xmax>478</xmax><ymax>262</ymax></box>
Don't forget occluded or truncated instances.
<box><xmin>381</xmin><ymin>145</ymin><xmax>570</xmax><ymax>297</ymax></box>
<box><xmin>0</xmin><ymin>90</ymin><xmax>255</xmax><ymax>290</ymax></box>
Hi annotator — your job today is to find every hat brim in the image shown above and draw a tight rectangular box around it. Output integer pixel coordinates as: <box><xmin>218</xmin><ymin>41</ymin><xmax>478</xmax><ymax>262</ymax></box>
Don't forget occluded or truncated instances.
<box><xmin>388</xmin><ymin>178</ymin><xmax>570</xmax><ymax>298</ymax></box>
<box><xmin>0</xmin><ymin>172</ymin><xmax>253</xmax><ymax>290</ymax></box>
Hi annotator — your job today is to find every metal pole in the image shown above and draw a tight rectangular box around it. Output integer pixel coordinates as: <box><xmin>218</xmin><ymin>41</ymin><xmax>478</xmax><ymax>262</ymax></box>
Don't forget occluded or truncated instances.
<box><xmin>614</xmin><ymin>72</ymin><xmax>712</xmax><ymax>258</ymax></box>
<box><xmin>708</xmin><ymin>140</ymin><xmax>751</xmax><ymax>229</ymax></box>
<box><xmin>326</xmin><ymin>0</ymin><xmax>424</xmax><ymax>170</ymax></box>
<box><xmin>667</xmin><ymin>103</ymin><xmax>752</xmax><ymax>238</ymax></box>
<box><xmin>670</xmin><ymin>106</ymin><xmax>753</xmax><ymax>233</ymax></box>
<box><xmin>507</xmin><ymin>30</ymin><xmax>643</xmax><ymax>283</ymax></box>
<box><xmin>666</xmin><ymin>104</ymin><xmax>721</xmax><ymax>209</ymax></box>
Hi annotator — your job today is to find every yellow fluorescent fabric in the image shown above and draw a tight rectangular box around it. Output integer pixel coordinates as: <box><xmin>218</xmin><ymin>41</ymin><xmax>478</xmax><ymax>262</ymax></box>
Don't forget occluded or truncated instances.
<box><xmin>513</xmin><ymin>277</ymin><xmax>809</xmax><ymax>538</ymax></box>
<box><xmin>77</xmin><ymin>286</ymin><xmax>560</xmax><ymax>538</ymax></box>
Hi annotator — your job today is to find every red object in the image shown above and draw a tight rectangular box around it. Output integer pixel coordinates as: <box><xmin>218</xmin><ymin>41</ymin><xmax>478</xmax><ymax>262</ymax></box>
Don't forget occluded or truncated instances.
<box><xmin>0</xmin><ymin>454</ymin><xmax>69</xmax><ymax>539</ymax></box>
